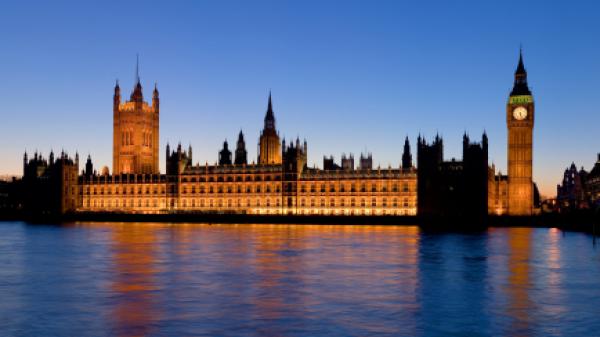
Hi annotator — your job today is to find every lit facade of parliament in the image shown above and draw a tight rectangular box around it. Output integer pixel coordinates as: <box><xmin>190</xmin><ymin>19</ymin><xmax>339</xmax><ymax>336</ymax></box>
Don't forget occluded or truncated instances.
<box><xmin>22</xmin><ymin>53</ymin><xmax>536</xmax><ymax>217</ymax></box>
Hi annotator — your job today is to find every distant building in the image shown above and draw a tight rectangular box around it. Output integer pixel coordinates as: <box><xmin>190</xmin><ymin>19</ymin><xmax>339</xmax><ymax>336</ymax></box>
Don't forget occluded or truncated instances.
<box><xmin>586</xmin><ymin>154</ymin><xmax>600</xmax><ymax>208</ymax></box>
<box><xmin>556</xmin><ymin>154</ymin><xmax>600</xmax><ymax>211</ymax></box>
<box><xmin>556</xmin><ymin>163</ymin><xmax>588</xmax><ymax>211</ymax></box>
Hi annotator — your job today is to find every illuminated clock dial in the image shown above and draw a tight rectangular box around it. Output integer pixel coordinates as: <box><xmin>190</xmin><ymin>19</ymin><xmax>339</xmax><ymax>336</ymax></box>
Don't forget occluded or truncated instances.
<box><xmin>513</xmin><ymin>106</ymin><xmax>528</xmax><ymax>120</ymax></box>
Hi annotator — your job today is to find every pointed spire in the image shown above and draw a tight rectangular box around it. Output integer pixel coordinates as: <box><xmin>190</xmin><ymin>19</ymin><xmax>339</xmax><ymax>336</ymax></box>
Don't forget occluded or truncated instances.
<box><xmin>510</xmin><ymin>47</ymin><xmax>531</xmax><ymax>96</ymax></box>
<box><xmin>264</xmin><ymin>90</ymin><xmax>276</xmax><ymax>131</ymax></box>
<box><xmin>268</xmin><ymin>90</ymin><xmax>273</xmax><ymax>112</ymax></box>
<box><xmin>130</xmin><ymin>54</ymin><xmax>144</xmax><ymax>102</ymax></box>
<box><xmin>135</xmin><ymin>53</ymin><xmax>140</xmax><ymax>84</ymax></box>
<box><xmin>516</xmin><ymin>46</ymin><xmax>526</xmax><ymax>75</ymax></box>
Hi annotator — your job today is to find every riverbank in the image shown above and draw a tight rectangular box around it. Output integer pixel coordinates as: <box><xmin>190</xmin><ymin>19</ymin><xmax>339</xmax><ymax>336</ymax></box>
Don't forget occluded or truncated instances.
<box><xmin>1</xmin><ymin>210</ymin><xmax>598</xmax><ymax>233</ymax></box>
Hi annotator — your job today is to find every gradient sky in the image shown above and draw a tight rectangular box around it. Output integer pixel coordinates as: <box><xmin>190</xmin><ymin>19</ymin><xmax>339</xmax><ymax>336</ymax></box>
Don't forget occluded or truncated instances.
<box><xmin>1</xmin><ymin>1</ymin><xmax>599</xmax><ymax>197</ymax></box>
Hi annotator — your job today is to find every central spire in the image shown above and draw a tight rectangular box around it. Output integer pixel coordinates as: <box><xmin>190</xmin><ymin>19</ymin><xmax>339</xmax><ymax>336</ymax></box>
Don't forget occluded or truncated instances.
<box><xmin>264</xmin><ymin>91</ymin><xmax>275</xmax><ymax>131</ymax></box>
<box><xmin>130</xmin><ymin>54</ymin><xmax>144</xmax><ymax>102</ymax></box>
<box><xmin>135</xmin><ymin>53</ymin><xmax>140</xmax><ymax>84</ymax></box>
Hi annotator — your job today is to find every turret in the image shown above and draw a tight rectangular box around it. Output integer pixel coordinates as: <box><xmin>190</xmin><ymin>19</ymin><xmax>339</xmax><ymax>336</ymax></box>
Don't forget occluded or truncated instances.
<box><xmin>402</xmin><ymin>136</ymin><xmax>412</xmax><ymax>170</ymax></box>
<box><xmin>234</xmin><ymin>130</ymin><xmax>248</xmax><ymax>165</ymax></box>
<box><xmin>482</xmin><ymin>131</ymin><xmax>488</xmax><ymax>150</ymax></box>
<box><xmin>113</xmin><ymin>80</ymin><xmax>121</xmax><ymax>110</ymax></box>
<box><xmin>85</xmin><ymin>155</ymin><xmax>94</xmax><ymax>178</ymax></box>
<box><xmin>23</xmin><ymin>151</ymin><xmax>28</xmax><ymax>175</ymax></box>
<box><xmin>152</xmin><ymin>83</ymin><xmax>159</xmax><ymax>112</ymax></box>
<box><xmin>219</xmin><ymin>140</ymin><xmax>232</xmax><ymax>166</ymax></box>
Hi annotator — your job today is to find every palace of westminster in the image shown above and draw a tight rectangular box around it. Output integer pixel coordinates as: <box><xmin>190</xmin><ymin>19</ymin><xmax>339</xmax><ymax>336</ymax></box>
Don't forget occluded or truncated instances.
<box><xmin>17</xmin><ymin>52</ymin><xmax>539</xmax><ymax>217</ymax></box>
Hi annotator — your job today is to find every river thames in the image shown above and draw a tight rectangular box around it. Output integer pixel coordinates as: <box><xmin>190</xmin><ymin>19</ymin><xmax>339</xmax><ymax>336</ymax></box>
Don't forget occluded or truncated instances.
<box><xmin>1</xmin><ymin>222</ymin><xmax>599</xmax><ymax>336</ymax></box>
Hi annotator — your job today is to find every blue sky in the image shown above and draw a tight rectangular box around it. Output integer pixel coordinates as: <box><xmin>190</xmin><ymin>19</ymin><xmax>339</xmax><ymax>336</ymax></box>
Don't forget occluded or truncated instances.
<box><xmin>0</xmin><ymin>1</ymin><xmax>599</xmax><ymax>196</ymax></box>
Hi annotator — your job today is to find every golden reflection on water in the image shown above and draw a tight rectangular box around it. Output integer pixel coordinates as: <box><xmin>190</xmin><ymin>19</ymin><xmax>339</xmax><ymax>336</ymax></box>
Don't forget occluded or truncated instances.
<box><xmin>506</xmin><ymin>227</ymin><xmax>533</xmax><ymax>337</ymax></box>
<box><xmin>109</xmin><ymin>224</ymin><xmax>162</xmax><ymax>337</ymax></box>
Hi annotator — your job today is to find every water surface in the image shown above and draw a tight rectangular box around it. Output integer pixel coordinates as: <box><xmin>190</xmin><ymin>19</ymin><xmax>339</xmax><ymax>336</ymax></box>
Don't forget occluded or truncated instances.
<box><xmin>1</xmin><ymin>222</ymin><xmax>599</xmax><ymax>336</ymax></box>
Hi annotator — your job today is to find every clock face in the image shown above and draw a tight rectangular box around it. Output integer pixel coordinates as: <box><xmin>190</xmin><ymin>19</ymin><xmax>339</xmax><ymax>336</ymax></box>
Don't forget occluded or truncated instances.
<box><xmin>513</xmin><ymin>106</ymin><xmax>528</xmax><ymax>120</ymax></box>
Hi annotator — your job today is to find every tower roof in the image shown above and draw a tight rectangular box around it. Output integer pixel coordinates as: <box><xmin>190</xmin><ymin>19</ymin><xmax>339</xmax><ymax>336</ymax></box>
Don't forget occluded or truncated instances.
<box><xmin>510</xmin><ymin>48</ymin><xmax>531</xmax><ymax>96</ymax></box>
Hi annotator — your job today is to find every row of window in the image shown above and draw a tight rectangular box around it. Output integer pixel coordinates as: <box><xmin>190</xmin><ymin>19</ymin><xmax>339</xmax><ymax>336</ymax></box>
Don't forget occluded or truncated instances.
<box><xmin>181</xmin><ymin>175</ymin><xmax>281</xmax><ymax>182</ymax></box>
<box><xmin>84</xmin><ymin>197</ymin><xmax>413</xmax><ymax>209</ymax></box>
<box><xmin>84</xmin><ymin>183</ymin><xmax>415</xmax><ymax>195</ymax></box>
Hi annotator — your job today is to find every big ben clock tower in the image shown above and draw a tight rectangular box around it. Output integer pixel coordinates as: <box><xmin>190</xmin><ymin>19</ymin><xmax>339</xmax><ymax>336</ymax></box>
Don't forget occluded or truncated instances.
<box><xmin>507</xmin><ymin>49</ymin><xmax>534</xmax><ymax>215</ymax></box>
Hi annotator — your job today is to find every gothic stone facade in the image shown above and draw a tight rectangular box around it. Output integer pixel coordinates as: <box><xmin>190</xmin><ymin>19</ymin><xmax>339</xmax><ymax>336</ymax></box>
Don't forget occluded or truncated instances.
<box><xmin>77</xmin><ymin>91</ymin><xmax>417</xmax><ymax>215</ymax></box>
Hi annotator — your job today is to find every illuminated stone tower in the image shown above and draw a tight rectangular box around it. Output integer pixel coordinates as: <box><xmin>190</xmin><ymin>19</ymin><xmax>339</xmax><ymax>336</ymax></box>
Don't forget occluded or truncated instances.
<box><xmin>112</xmin><ymin>59</ymin><xmax>160</xmax><ymax>174</ymax></box>
<box><xmin>258</xmin><ymin>92</ymin><xmax>282</xmax><ymax>165</ymax></box>
<box><xmin>507</xmin><ymin>50</ymin><xmax>534</xmax><ymax>215</ymax></box>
